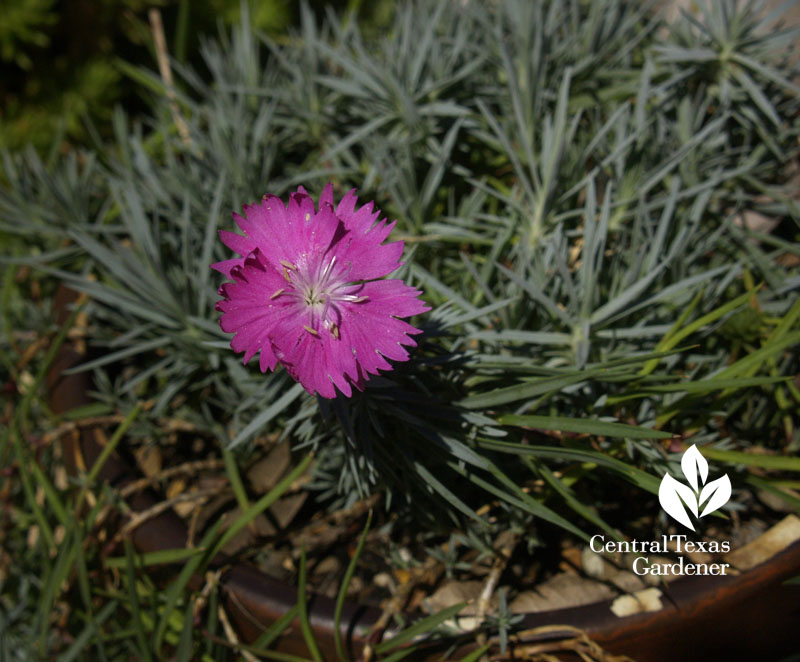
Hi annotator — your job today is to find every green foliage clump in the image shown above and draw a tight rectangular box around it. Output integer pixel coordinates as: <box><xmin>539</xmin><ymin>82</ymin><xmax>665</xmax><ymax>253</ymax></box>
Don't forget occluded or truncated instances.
<box><xmin>0</xmin><ymin>0</ymin><xmax>57</xmax><ymax>69</ymax></box>
<box><xmin>4</xmin><ymin>0</ymin><xmax>799</xmax><ymax>531</ymax></box>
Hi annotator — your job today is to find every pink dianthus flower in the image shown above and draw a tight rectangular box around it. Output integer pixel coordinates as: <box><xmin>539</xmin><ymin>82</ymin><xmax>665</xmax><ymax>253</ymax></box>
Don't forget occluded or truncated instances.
<box><xmin>212</xmin><ymin>183</ymin><xmax>429</xmax><ymax>398</ymax></box>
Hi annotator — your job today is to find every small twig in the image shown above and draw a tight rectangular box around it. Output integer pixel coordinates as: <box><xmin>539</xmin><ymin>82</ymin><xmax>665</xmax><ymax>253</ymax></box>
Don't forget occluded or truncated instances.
<box><xmin>16</xmin><ymin>337</ymin><xmax>49</xmax><ymax>373</ymax></box>
<box><xmin>500</xmin><ymin>624</ymin><xmax>635</xmax><ymax>662</ymax></box>
<box><xmin>42</xmin><ymin>412</ymin><xmax>199</xmax><ymax>449</ymax></box>
<box><xmin>288</xmin><ymin>492</ymin><xmax>379</xmax><ymax>551</ymax></box>
<box><xmin>218</xmin><ymin>603</ymin><xmax>260</xmax><ymax>662</ymax></box>
<box><xmin>112</xmin><ymin>486</ymin><xmax>224</xmax><ymax>545</ymax></box>
<box><xmin>363</xmin><ymin>555</ymin><xmax>442</xmax><ymax>661</ymax></box>
<box><xmin>148</xmin><ymin>8</ymin><xmax>191</xmax><ymax>146</ymax></box>
<box><xmin>120</xmin><ymin>458</ymin><xmax>225</xmax><ymax>497</ymax></box>
<box><xmin>40</xmin><ymin>419</ymin><xmax>110</xmax><ymax>447</ymax></box>
<box><xmin>193</xmin><ymin>570</ymin><xmax>221</xmax><ymax>624</ymax></box>
<box><xmin>475</xmin><ymin>532</ymin><xmax>519</xmax><ymax>647</ymax></box>
<box><xmin>187</xmin><ymin>502</ymin><xmax>203</xmax><ymax>548</ymax></box>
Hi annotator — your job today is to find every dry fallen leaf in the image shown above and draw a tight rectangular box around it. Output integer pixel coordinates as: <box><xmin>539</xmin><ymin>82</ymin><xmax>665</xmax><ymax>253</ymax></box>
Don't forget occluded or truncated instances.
<box><xmin>581</xmin><ymin>547</ymin><xmax>620</xmax><ymax>581</ymax></box>
<box><xmin>427</xmin><ymin>580</ymin><xmax>483</xmax><ymax>612</ymax></box>
<box><xmin>581</xmin><ymin>548</ymin><xmax>648</xmax><ymax>592</ymax></box>
<box><xmin>731</xmin><ymin>209</ymin><xmax>780</xmax><ymax>235</ymax></box>
<box><xmin>270</xmin><ymin>492</ymin><xmax>307</xmax><ymax>529</ymax></box>
<box><xmin>426</xmin><ymin>580</ymin><xmax>488</xmax><ymax>631</ymax></box>
<box><xmin>167</xmin><ymin>479</ymin><xmax>200</xmax><ymax>517</ymax></box>
<box><xmin>511</xmin><ymin>573</ymin><xmax>615</xmax><ymax>613</ymax></box>
<box><xmin>218</xmin><ymin>507</ymin><xmax>276</xmax><ymax>555</ymax></box>
<box><xmin>247</xmin><ymin>441</ymin><xmax>290</xmax><ymax>493</ymax></box>
<box><xmin>135</xmin><ymin>445</ymin><xmax>163</xmax><ymax>478</ymax></box>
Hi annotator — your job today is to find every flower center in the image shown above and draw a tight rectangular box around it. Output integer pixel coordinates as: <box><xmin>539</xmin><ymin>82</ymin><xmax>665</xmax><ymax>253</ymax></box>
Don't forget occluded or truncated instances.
<box><xmin>303</xmin><ymin>285</ymin><xmax>328</xmax><ymax>308</ymax></box>
<box><xmin>271</xmin><ymin>256</ymin><xmax>367</xmax><ymax>338</ymax></box>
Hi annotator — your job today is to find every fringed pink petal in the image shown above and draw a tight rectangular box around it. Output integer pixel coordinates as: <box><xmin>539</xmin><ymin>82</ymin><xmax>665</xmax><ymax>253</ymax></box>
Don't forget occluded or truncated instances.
<box><xmin>213</xmin><ymin>183</ymin><xmax>428</xmax><ymax>398</ymax></box>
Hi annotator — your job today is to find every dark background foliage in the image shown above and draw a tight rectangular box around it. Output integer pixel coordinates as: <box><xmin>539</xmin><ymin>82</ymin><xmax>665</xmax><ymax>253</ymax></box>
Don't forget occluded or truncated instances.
<box><xmin>0</xmin><ymin>0</ymin><xmax>394</xmax><ymax>151</ymax></box>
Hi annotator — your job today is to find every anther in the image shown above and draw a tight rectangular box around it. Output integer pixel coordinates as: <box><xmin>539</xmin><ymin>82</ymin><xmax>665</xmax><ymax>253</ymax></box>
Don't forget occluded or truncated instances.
<box><xmin>270</xmin><ymin>288</ymin><xmax>285</xmax><ymax>300</ymax></box>
<box><xmin>303</xmin><ymin>325</ymin><xmax>319</xmax><ymax>337</ymax></box>
<box><xmin>280</xmin><ymin>260</ymin><xmax>296</xmax><ymax>270</ymax></box>
<box><xmin>330</xmin><ymin>323</ymin><xmax>340</xmax><ymax>339</ymax></box>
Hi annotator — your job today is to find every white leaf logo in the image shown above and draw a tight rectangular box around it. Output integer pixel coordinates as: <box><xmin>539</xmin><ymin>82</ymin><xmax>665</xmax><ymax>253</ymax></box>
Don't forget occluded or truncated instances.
<box><xmin>698</xmin><ymin>475</ymin><xmax>732</xmax><ymax>518</ymax></box>
<box><xmin>659</xmin><ymin>473</ymin><xmax>698</xmax><ymax>531</ymax></box>
<box><xmin>681</xmin><ymin>444</ymin><xmax>708</xmax><ymax>492</ymax></box>
<box><xmin>658</xmin><ymin>445</ymin><xmax>731</xmax><ymax>531</ymax></box>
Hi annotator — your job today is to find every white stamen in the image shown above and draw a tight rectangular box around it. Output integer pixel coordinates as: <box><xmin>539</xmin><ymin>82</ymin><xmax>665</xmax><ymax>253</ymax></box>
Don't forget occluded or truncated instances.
<box><xmin>320</xmin><ymin>256</ymin><xmax>337</xmax><ymax>283</ymax></box>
